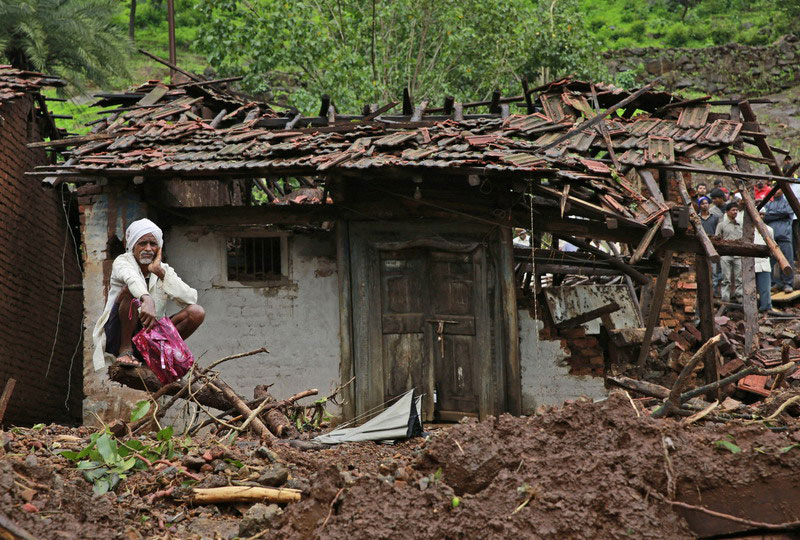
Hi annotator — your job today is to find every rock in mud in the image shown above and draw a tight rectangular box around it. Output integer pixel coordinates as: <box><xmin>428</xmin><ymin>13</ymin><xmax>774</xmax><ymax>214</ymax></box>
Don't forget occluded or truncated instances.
<box><xmin>238</xmin><ymin>503</ymin><xmax>283</xmax><ymax>536</ymax></box>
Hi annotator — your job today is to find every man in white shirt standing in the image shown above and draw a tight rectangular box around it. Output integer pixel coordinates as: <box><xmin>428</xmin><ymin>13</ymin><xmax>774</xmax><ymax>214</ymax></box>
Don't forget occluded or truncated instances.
<box><xmin>91</xmin><ymin>218</ymin><xmax>205</xmax><ymax>370</ymax></box>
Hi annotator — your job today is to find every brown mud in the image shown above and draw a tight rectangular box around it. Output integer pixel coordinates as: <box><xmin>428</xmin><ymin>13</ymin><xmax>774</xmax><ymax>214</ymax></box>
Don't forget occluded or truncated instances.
<box><xmin>3</xmin><ymin>393</ymin><xmax>800</xmax><ymax>539</ymax></box>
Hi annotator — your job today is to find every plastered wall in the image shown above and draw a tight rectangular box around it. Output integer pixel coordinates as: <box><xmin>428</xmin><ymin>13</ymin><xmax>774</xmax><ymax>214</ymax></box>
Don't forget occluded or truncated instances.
<box><xmin>165</xmin><ymin>226</ymin><xmax>342</xmax><ymax>409</ymax></box>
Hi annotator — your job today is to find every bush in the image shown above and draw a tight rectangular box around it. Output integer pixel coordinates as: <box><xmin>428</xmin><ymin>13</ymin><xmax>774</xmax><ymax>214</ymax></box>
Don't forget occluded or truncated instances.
<box><xmin>709</xmin><ymin>25</ymin><xmax>735</xmax><ymax>45</ymax></box>
<box><xmin>628</xmin><ymin>20</ymin><xmax>647</xmax><ymax>36</ymax></box>
<box><xmin>665</xmin><ymin>23</ymin><xmax>690</xmax><ymax>46</ymax></box>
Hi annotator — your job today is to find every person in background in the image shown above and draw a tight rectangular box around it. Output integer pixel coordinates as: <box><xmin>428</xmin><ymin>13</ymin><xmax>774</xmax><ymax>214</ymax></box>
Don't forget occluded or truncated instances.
<box><xmin>754</xmin><ymin>224</ymin><xmax>777</xmax><ymax>313</ymax></box>
<box><xmin>716</xmin><ymin>201</ymin><xmax>743</xmax><ymax>303</ymax></box>
<box><xmin>698</xmin><ymin>197</ymin><xmax>718</xmax><ymax>236</ymax></box>
<box><xmin>714</xmin><ymin>179</ymin><xmax>730</xmax><ymax>198</ymax></box>
<box><xmin>753</xmin><ymin>180</ymin><xmax>771</xmax><ymax>202</ymax></box>
<box><xmin>695</xmin><ymin>183</ymin><xmax>708</xmax><ymax>201</ymax></box>
<box><xmin>709</xmin><ymin>188</ymin><xmax>726</xmax><ymax>219</ymax></box>
<box><xmin>762</xmin><ymin>189</ymin><xmax>795</xmax><ymax>293</ymax></box>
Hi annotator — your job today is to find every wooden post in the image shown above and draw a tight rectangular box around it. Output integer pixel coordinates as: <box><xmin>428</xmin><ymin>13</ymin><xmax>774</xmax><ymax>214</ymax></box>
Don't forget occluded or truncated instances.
<box><xmin>499</xmin><ymin>226</ymin><xmax>522</xmax><ymax>415</ymax></box>
<box><xmin>695</xmin><ymin>254</ymin><xmax>720</xmax><ymax>400</ymax></box>
<box><xmin>0</xmin><ymin>378</ymin><xmax>16</xmax><ymax>426</ymax></box>
<box><xmin>675</xmin><ymin>173</ymin><xmax>719</xmax><ymax>263</ymax></box>
<box><xmin>737</xmin><ymin>101</ymin><xmax>800</xmax><ymax>221</ymax></box>
<box><xmin>639</xmin><ymin>170</ymin><xmax>674</xmax><ymax>238</ymax></box>
<box><xmin>335</xmin><ymin>220</ymin><xmax>355</xmax><ymax>421</ymax></box>
<box><xmin>636</xmin><ymin>250</ymin><xmax>674</xmax><ymax>376</ymax></box>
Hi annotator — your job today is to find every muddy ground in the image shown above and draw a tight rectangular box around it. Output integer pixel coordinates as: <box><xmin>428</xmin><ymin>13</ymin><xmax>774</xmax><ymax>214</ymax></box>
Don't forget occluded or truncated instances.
<box><xmin>3</xmin><ymin>392</ymin><xmax>800</xmax><ymax>540</ymax></box>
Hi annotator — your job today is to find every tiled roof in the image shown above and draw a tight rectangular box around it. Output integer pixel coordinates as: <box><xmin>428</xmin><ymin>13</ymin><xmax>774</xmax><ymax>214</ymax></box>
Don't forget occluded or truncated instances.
<box><xmin>27</xmin><ymin>77</ymin><xmax>756</xmax><ymax>224</ymax></box>
<box><xmin>0</xmin><ymin>66</ymin><xmax>64</xmax><ymax>105</ymax></box>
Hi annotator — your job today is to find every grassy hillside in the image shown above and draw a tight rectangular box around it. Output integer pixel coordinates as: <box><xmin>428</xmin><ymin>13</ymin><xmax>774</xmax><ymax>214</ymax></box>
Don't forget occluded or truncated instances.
<box><xmin>581</xmin><ymin>0</ymin><xmax>789</xmax><ymax>49</ymax></box>
<box><xmin>44</xmin><ymin>0</ymin><xmax>794</xmax><ymax>134</ymax></box>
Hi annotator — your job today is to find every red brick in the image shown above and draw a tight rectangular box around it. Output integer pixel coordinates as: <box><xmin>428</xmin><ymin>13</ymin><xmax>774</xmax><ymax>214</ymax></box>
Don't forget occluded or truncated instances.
<box><xmin>559</xmin><ymin>327</ymin><xmax>586</xmax><ymax>339</ymax></box>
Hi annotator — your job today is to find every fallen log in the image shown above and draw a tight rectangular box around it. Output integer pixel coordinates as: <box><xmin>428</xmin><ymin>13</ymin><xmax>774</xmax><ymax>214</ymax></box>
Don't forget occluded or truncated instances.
<box><xmin>108</xmin><ymin>364</ymin><xmax>230</xmax><ymax>411</ymax></box>
<box><xmin>255</xmin><ymin>385</ymin><xmax>300</xmax><ymax>438</ymax></box>
<box><xmin>607</xmin><ymin>376</ymin><xmax>670</xmax><ymax>399</ymax></box>
<box><xmin>191</xmin><ymin>486</ymin><xmax>301</xmax><ymax>504</ymax></box>
<box><xmin>206</xmin><ymin>380</ymin><xmax>274</xmax><ymax>441</ymax></box>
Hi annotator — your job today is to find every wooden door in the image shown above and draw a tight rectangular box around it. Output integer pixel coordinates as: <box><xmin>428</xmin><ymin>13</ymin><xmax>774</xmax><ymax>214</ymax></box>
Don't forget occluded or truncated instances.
<box><xmin>350</xmin><ymin>222</ymin><xmax>498</xmax><ymax>422</ymax></box>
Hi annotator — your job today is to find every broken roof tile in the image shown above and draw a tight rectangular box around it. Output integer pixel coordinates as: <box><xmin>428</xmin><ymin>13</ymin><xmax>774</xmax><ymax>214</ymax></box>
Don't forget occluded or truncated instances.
<box><xmin>677</xmin><ymin>103</ymin><xmax>711</xmax><ymax>129</ymax></box>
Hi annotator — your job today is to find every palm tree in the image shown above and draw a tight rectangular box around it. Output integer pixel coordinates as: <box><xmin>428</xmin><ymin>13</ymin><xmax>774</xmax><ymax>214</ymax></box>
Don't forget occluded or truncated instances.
<box><xmin>0</xmin><ymin>0</ymin><xmax>131</xmax><ymax>90</ymax></box>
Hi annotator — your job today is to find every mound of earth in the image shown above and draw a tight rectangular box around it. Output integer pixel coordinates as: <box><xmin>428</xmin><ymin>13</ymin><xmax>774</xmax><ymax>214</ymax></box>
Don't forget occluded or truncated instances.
<box><xmin>2</xmin><ymin>393</ymin><xmax>800</xmax><ymax>539</ymax></box>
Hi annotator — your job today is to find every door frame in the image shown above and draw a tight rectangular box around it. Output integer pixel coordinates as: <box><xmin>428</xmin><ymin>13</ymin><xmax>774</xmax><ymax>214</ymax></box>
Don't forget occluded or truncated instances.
<box><xmin>340</xmin><ymin>219</ymin><xmax>521</xmax><ymax>421</ymax></box>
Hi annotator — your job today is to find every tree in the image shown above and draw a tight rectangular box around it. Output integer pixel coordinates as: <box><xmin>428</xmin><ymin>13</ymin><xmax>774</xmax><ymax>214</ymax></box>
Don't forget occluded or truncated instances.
<box><xmin>0</xmin><ymin>0</ymin><xmax>132</xmax><ymax>90</ymax></box>
<box><xmin>195</xmin><ymin>0</ymin><xmax>602</xmax><ymax>113</ymax></box>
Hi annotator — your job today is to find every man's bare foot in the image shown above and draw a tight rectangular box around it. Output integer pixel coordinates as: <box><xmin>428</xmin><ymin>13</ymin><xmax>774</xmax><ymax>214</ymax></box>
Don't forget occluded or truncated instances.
<box><xmin>116</xmin><ymin>351</ymin><xmax>141</xmax><ymax>367</ymax></box>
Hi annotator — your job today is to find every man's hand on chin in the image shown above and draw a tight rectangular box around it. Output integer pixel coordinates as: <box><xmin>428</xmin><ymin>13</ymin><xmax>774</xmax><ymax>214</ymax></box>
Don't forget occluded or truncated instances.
<box><xmin>148</xmin><ymin>248</ymin><xmax>165</xmax><ymax>279</ymax></box>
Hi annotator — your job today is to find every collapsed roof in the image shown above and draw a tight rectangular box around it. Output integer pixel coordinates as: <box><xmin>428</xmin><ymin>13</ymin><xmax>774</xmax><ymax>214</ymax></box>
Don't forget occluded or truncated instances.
<box><xmin>0</xmin><ymin>65</ymin><xmax>65</xmax><ymax>140</ymax></box>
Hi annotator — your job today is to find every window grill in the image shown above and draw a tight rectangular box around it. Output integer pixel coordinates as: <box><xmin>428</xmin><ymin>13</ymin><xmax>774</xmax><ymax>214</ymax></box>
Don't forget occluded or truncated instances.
<box><xmin>226</xmin><ymin>236</ymin><xmax>282</xmax><ymax>282</ymax></box>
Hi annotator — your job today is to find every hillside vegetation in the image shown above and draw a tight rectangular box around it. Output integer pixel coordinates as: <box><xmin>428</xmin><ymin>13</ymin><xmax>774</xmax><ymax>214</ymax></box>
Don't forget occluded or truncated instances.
<box><xmin>29</xmin><ymin>0</ymin><xmax>800</xmax><ymax>132</ymax></box>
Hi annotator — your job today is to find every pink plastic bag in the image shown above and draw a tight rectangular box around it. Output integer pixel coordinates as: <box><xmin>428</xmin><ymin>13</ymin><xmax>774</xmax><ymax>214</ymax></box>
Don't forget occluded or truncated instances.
<box><xmin>130</xmin><ymin>300</ymin><xmax>195</xmax><ymax>384</ymax></box>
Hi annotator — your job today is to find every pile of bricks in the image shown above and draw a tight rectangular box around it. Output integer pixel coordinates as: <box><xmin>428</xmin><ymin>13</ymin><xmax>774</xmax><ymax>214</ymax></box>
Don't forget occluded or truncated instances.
<box><xmin>659</xmin><ymin>254</ymin><xmax>698</xmax><ymax>330</ymax></box>
<box><xmin>539</xmin><ymin>325</ymin><xmax>605</xmax><ymax>377</ymax></box>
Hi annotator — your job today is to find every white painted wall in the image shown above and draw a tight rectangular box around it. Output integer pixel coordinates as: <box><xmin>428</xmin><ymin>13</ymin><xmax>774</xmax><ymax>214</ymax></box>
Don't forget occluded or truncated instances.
<box><xmin>165</xmin><ymin>227</ymin><xmax>342</xmax><ymax>409</ymax></box>
<box><xmin>518</xmin><ymin>310</ymin><xmax>607</xmax><ymax>413</ymax></box>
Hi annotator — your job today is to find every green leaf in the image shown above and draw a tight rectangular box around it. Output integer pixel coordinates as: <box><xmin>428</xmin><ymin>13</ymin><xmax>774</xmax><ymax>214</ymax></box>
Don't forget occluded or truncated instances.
<box><xmin>130</xmin><ymin>400</ymin><xmax>151</xmax><ymax>423</ymax></box>
<box><xmin>713</xmin><ymin>440</ymin><xmax>742</xmax><ymax>454</ymax></box>
<box><xmin>433</xmin><ymin>467</ymin><xmax>443</xmax><ymax>482</ymax></box>
<box><xmin>95</xmin><ymin>433</ymin><xmax>118</xmax><ymax>466</ymax></box>
<box><xmin>451</xmin><ymin>496</ymin><xmax>461</xmax><ymax>508</ymax></box>
<box><xmin>156</xmin><ymin>426</ymin><xmax>174</xmax><ymax>442</ymax></box>
<box><xmin>59</xmin><ymin>450</ymin><xmax>80</xmax><ymax>461</ymax></box>
<box><xmin>779</xmin><ymin>444</ymin><xmax>800</xmax><ymax>453</ymax></box>
<box><xmin>93</xmin><ymin>477</ymin><xmax>110</xmax><ymax>496</ymax></box>
<box><xmin>32</xmin><ymin>423</ymin><xmax>45</xmax><ymax>431</ymax></box>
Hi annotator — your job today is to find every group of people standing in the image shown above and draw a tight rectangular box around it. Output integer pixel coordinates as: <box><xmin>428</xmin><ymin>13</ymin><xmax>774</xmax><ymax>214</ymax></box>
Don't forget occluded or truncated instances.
<box><xmin>695</xmin><ymin>179</ymin><xmax>797</xmax><ymax>314</ymax></box>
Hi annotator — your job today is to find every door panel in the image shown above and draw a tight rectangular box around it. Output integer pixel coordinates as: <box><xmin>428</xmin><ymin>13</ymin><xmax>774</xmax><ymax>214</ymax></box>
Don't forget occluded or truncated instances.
<box><xmin>349</xmin><ymin>221</ymin><xmax>505</xmax><ymax>422</ymax></box>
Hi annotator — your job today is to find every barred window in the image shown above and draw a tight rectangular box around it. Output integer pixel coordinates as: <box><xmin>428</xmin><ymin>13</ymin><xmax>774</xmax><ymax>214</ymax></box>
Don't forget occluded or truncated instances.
<box><xmin>226</xmin><ymin>236</ymin><xmax>283</xmax><ymax>282</ymax></box>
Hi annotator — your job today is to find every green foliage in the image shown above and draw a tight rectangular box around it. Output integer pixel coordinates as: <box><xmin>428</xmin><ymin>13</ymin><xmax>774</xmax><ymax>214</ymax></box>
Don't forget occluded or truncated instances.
<box><xmin>60</xmin><ymin>425</ymin><xmax>180</xmax><ymax>495</ymax></box>
<box><xmin>713</xmin><ymin>439</ymin><xmax>742</xmax><ymax>453</ymax></box>
<box><xmin>130</xmin><ymin>400</ymin><xmax>151</xmax><ymax>423</ymax></box>
<box><xmin>581</xmin><ymin>0</ymin><xmax>791</xmax><ymax>50</ymax></box>
<box><xmin>0</xmin><ymin>0</ymin><xmax>132</xmax><ymax>91</ymax></box>
<box><xmin>194</xmin><ymin>0</ymin><xmax>602</xmax><ymax>113</ymax></box>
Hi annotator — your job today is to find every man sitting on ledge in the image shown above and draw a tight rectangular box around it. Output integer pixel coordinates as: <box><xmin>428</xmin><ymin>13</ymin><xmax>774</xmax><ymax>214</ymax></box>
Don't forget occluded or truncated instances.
<box><xmin>91</xmin><ymin>218</ymin><xmax>205</xmax><ymax>369</ymax></box>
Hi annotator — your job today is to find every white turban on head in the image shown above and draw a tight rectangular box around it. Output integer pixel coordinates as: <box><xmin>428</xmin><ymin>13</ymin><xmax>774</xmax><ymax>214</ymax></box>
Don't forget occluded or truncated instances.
<box><xmin>125</xmin><ymin>218</ymin><xmax>163</xmax><ymax>252</ymax></box>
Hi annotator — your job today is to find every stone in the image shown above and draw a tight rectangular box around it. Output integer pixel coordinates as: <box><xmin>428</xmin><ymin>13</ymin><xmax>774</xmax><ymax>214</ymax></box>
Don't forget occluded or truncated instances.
<box><xmin>257</xmin><ymin>464</ymin><xmax>289</xmax><ymax>487</ymax></box>
<box><xmin>238</xmin><ymin>503</ymin><xmax>283</xmax><ymax>537</ymax></box>
<box><xmin>182</xmin><ymin>454</ymin><xmax>206</xmax><ymax>471</ymax></box>
<box><xmin>255</xmin><ymin>446</ymin><xmax>278</xmax><ymax>462</ymax></box>
<box><xmin>187</xmin><ymin>517</ymin><xmax>238</xmax><ymax>540</ymax></box>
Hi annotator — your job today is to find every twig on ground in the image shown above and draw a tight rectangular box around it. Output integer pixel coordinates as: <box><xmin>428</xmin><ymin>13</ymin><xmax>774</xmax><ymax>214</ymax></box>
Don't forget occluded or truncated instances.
<box><xmin>666</xmin><ymin>497</ymin><xmax>800</xmax><ymax>530</ymax></box>
<box><xmin>146</xmin><ymin>486</ymin><xmax>175</xmax><ymax>505</ymax></box>
<box><xmin>320</xmin><ymin>487</ymin><xmax>345</xmax><ymax>530</ymax></box>
<box><xmin>624</xmin><ymin>391</ymin><xmax>641</xmax><ymax>417</ymax></box>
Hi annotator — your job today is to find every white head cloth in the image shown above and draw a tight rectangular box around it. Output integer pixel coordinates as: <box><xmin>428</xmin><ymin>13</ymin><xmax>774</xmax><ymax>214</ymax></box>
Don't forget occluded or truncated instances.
<box><xmin>125</xmin><ymin>218</ymin><xmax>163</xmax><ymax>252</ymax></box>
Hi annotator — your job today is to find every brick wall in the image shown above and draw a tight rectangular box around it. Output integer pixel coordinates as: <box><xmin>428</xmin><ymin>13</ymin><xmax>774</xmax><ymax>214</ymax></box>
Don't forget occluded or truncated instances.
<box><xmin>0</xmin><ymin>95</ymin><xmax>83</xmax><ymax>425</ymax></box>
<box><xmin>538</xmin><ymin>323</ymin><xmax>605</xmax><ymax>377</ymax></box>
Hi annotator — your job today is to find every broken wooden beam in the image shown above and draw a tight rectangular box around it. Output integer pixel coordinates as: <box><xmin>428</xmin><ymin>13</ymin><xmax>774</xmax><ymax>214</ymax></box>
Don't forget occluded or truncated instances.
<box><xmin>737</xmin><ymin>101</ymin><xmax>800</xmax><ymax>222</ymax></box>
<box><xmin>554</xmin><ymin>235</ymin><xmax>649</xmax><ymax>285</ymax></box>
<box><xmin>554</xmin><ymin>302</ymin><xmax>621</xmax><ymax>329</ymax></box>
<box><xmin>695</xmin><ymin>254</ymin><xmax>719</xmax><ymax>395</ymax></box>
<box><xmin>639</xmin><ymin>170</ymin><xmax>674</xmax><ymax>238</ymax></box>
<box><xmin>720</xmin><ymin>155</ymin><xmax>791</xmax><ymax>275</ymax></box>
<box><xmin>637</xmin><ymin>250</ymin><xmax>674</xmax><ymax>375</ymax></box>
<box><xmin>606</xmin><ymin>376</ymin><xmax>670</xmax><ymax>399</ymax></box>
<box><xmin>675</xmin><ymin>173</ymin><xmax>719</xmax><ymax>263</ymax></box>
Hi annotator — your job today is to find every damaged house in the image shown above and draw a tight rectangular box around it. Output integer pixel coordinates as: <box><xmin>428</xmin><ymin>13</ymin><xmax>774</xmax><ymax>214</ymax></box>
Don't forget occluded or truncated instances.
<box><xmin>28</xmin><ymin>74</ymin><xmax>788</xmax><ymax>424</ymax></box>
<box><xmin>0</xmin><ymin>66</ymin><xmax>82</xmax><ymax>426</ymax></box>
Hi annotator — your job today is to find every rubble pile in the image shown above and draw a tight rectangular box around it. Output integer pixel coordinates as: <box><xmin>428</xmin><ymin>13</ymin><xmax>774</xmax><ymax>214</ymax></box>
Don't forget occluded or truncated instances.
<box><xmin>3</xmin><ymin>394</ymin><xmax>800</xmax><ymax>539</ymax></box>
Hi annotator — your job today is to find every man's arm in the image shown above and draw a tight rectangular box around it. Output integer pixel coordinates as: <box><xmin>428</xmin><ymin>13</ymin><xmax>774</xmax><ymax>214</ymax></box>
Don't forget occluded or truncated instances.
<box><xmin>763</xmin><ymin>199</ymin><xmax>793</xmax><ymax>222</ymax></box>
<box><xmin>112</xmin><ymin>255</ymin><xmax>149</xmax><ymax>300</ymax></box>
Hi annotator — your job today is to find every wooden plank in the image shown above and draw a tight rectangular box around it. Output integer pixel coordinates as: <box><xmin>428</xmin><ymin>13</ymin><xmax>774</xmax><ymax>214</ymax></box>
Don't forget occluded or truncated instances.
<box><xmin>0</xmin><ymin>378</ymin><xmax>16</xmax><ymax>426</ymax></box>
<box><xmin>335</xmin><ymin>220</ymin><xmax>355</xmax><ymax>420</ymax></box>
<box><xmin>720</xmin><ymin>155</ymin><xmax>791</xmax><ymax>275</ymax></box>
<box><xmin>537</xmin><ymin>79</ymin><xmax>660</xmax><ymax>153</ymax></box>
<box><xmin>675</xmin><ymin>172</ymin><xmax>720</xmax><ymax>263</ymax></box>
<box><xmin>737</xmin><ymin>101</ymin><xmax>800</xmax><ymax>221</ymax></box>
<box><xmin>639</xmin><ymin>170</ymin><xmax>674</xmax><ymax>237</ymax></box>
<box><xmin>637</xmin><ymin>250</ymin><xmax>674</xmax><ymax>375</ymax></box>
<box><xmin>630</xmin><ymin>217</ymin><xmax>663</xmax><ymax>264</ymax></box>
<box><xmin>554</xmin><ymin>302</ymin><xmax>620</xmax><ymax>329</ymax></box>
<box><xmin>499</xmin><ymin>227</ymin><xmax>522</xmax><ymax>416</ymax></box>
<box><xmin>552</xmin><ymin>235</ymin><xmax>649</xmax><ymax>285</ymax></box>
<box><xmin>695</xmin><ymin>254</ymin><xmax>719</xmax><ymax>399</ymax></box>
<box><xmin>729</xmin><ymin>107</ymin><xmax>759</xmax><ymax>355</ymax></box>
